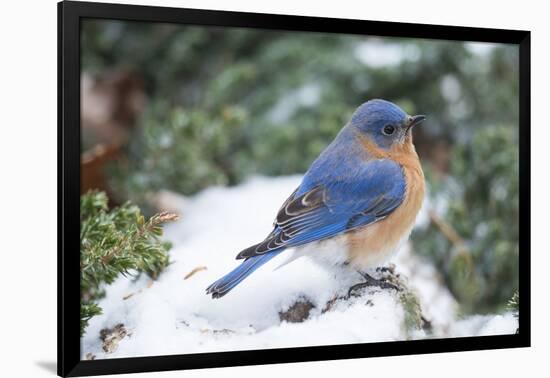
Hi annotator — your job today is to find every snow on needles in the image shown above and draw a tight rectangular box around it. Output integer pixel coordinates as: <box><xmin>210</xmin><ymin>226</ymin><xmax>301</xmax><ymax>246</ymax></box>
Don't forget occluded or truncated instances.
<box><xmin>81</xmin><ymin>176</ymin><xmax>517</xmax><ymax>359</ymax></box>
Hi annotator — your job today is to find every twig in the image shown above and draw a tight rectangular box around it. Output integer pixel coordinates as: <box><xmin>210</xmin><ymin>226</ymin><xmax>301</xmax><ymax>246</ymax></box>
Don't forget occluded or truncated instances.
<box><xmin>184</xmin><ymin>266</ymin><xmax>208</xmax><ymax>280</ymax></box>
<box><xmin>428</xmin><ymin>209</ymin><xmax>471</xmax><ymax>256</ymax></box>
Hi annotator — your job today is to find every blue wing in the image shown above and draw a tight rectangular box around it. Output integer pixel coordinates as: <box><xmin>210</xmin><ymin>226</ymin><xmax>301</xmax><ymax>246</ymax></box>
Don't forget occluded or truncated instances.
<box><xmin>236</xmin><ymin>158</ymin><xmax>406</xmax><ymax>259</ymax></box>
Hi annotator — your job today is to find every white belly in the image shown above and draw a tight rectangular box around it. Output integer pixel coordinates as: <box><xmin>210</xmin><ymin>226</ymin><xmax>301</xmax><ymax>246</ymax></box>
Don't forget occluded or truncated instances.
<box><xmin>299</xmin><ymin>235</ymin><xmax>351</xmax><ymax>268</ymax></box>
<box><xmin>274</xmin><ymin>226</ymin><xmax>412</xmax><ymax>274</ymax></box>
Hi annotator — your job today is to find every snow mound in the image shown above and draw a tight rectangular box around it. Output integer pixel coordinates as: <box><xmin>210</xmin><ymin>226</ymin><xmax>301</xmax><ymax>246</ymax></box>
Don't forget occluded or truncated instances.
<box><xmin>81</xmin><ymin>176</ymin><xmax>517</xmax><ymax>359</ymax></box>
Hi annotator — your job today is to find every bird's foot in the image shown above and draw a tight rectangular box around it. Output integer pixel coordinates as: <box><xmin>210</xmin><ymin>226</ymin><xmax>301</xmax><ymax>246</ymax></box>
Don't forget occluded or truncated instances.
<box><xmin>347</xmin><ymin>271</ymin><xmax>401</xmax><ymax>298</ymax></box>
<box><xmin>375</xmin><ymin>263</ymin><xmax>396</xmax><ymax>274</ymax></box>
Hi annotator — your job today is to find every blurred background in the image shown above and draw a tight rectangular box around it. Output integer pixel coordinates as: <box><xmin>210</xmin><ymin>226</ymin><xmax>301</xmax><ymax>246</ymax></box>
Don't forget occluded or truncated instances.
<box><xmin>80</xmin><ymin>20</ymin><xmax>519</xmax><ymax>316</ymax></box>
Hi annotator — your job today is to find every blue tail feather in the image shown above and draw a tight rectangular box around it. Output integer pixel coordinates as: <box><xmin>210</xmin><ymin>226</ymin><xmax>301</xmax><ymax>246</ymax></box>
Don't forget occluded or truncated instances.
<box><xmin>206</xmin><ymin>249</ymin><xmax>283</xmax><ymax>298</ymax></box>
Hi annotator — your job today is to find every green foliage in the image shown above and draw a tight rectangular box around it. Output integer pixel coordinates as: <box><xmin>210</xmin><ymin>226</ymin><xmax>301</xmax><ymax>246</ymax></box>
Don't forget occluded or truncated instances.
<box><xmin>399</xmin><ymin>289</ymin><xmax>423</xmax><ymax>334</ymax></box>
<box><xmin>412</xmin><ymin>126</ymin><xmax>519</xmax><ymax>313</ymax></box>
<box><xmin>110</xmin><ymin>102</ymin><xmax>251</xmax><ymax>202</ymax></box>
<box><xmin>81</xmin><ymin>302</ymin><xmax>102</xmax><ymax>337</ymax></box>
<box><xmin>507</xmin><ymin>291</ymin><xmax>519</xmax><ymax>333</ymax></box>
<box><xmin>82</xmin><ymin>21</ymin><xmax>518</xmax><ymax>203</ymax></box>
<box><xmin>508</xmin><ymin>291</ymin><xmax>519</xmax><ymax>314</ymax></box>
<box><xmin>80</xmin><ymin>191</ymin><xmax>177</xmax><ymax>336</ymax></box>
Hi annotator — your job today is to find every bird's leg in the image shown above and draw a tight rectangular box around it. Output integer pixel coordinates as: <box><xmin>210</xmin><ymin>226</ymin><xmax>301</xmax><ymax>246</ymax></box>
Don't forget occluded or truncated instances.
<box><xmin>347</xmin><ymin>270</ymin><xmax>400</xmax><ymax>298</ymax></box>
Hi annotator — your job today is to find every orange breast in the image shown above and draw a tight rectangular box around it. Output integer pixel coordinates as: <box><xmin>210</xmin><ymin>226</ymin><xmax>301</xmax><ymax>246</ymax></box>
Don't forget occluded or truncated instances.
<box><xmin>346</xmin><ymin>134</ymin><xmax>425</xmax><ymax>268</ymax></box>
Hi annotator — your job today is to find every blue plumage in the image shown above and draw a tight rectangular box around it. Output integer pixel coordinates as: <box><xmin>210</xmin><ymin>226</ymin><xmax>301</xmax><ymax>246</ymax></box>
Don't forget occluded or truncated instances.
<box><xmin>206</xmin><ymin>99</ymin><xmax>423</xmax><ymax>298</ymax></box>
<box><xmin>351</xmin><ymin>99</ymin><xmax>408</xmax><ymax>150</ymax></box>
<box><xmin>206</xmin><ymin>250</ymin><xmax>283</xmax><ymax>298</ymax></box>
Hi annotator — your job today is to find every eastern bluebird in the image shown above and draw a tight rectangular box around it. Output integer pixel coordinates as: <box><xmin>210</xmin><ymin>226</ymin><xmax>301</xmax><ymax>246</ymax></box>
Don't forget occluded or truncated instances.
<box><xmin>206</xmin><ymin>99</ymin><xmax>426</xmax><ymax>298</ymax></box>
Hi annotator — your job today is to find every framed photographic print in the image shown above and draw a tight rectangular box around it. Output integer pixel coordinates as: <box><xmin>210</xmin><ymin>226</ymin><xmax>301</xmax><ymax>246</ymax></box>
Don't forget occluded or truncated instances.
<box><xmin>58</xmin><ymin>0</ymin><xmax>530</xmax><ymax>376</ymax></box>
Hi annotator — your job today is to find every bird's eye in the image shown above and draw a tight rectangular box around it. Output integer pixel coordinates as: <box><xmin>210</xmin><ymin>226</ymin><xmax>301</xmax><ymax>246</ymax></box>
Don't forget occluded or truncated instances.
<box><xmin>382</xmin><ymin>125</ymin><xmax>395</xmax><ymax>136</ymax></box>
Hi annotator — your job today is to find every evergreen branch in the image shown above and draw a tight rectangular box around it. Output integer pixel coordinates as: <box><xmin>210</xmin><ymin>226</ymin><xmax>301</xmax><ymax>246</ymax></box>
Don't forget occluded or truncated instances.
<box><xmin>80</xmin><ymin>191</ymin><xmax>178</xmax><ymax>336</ymax></box>
<box><xmin>100</xmin><ymin>211</ymin><xmax>178</xmax><ymax>265</ymax></box>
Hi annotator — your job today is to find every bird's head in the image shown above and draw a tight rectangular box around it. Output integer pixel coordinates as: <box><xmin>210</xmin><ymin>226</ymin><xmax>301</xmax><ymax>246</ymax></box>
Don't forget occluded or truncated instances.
<box><xmin>350</xmin><ymin>99</ymin><xmax>425</xmax><ymax>150</ymax></box>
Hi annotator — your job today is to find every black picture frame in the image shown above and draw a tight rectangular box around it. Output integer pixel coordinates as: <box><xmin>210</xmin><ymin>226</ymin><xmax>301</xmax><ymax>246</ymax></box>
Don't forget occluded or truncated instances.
<box><xmin>58</xmin><ymin>1</ymin><xmax>531</xmax><ymax>376</ymax></box>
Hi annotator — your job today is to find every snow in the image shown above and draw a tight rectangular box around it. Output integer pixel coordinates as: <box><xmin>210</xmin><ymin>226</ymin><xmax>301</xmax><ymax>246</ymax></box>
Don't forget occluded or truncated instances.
<box><xmin>81</xmin><ymin>175</ymin><xmax>517</xmax><ymax>359</ymax></box>
<box><xmin>354</xmin><ymin>39</ymin><xmax>423</xmax><ymax>68</ymax></box>
<box><xmin>450</xmin><ymin>314</ymin><xmax>518</xmax><ymax>337</ymax></box>
<box><xmin>267</xmin><ymin>83</ymin><xmax>321</xmax><ymax>123</ymax></box>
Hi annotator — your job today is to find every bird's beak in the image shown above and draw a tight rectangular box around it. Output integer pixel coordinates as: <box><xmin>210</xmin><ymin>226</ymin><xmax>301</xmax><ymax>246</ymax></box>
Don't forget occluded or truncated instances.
<box><xmin>406</xmin><ymin>115</ymin><xmax>426</xmax><ymax>132</ymax></box>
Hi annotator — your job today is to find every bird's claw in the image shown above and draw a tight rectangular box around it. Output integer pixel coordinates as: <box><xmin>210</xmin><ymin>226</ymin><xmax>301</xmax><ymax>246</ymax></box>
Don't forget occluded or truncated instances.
<box><xmin>346</xmin><ymin>271</ymin><xmax>401</xmax><ymax>298</ymax></box>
